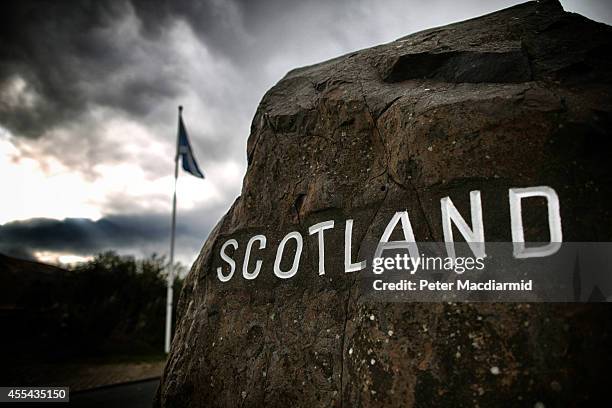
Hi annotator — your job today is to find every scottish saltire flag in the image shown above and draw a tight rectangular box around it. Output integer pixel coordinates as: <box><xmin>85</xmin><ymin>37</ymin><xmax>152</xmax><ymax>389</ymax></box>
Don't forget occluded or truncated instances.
<box><xmin>177</xmin><ymin>111</ymin><xmax>205</xmax><ymax>179</ymax></box>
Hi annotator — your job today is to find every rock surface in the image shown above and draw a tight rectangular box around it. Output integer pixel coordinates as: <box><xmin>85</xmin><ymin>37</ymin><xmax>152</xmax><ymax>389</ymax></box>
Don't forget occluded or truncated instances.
<box><xmin>156</xmin><ymin>1</ymin><xmax>612</xmax><ymax>406</ymax></box>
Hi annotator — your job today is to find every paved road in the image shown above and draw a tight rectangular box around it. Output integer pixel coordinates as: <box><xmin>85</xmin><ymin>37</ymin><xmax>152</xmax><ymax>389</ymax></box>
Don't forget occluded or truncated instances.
<box><xmin>70</xmin><ymin>378</ymin><xmax>159</xmax><ymax>407</ymax></box>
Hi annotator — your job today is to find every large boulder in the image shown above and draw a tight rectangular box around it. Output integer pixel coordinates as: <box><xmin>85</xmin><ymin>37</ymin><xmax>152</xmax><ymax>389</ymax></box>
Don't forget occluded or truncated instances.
<box><xmin>156</xmin><ymin>1</ymin><xmax>612</xmax><ymax>406</ymax></box>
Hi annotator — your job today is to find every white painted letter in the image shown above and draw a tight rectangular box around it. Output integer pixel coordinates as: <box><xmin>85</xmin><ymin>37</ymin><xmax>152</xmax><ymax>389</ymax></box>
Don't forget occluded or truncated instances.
<box><xmin>217</xmin><ymin>239</ymin><xmax>238</xmax><ymax>282</ymax></box>
<box><xmin>441</xmin><ymin>190</ymin><xmax>486</xmax><ymax>260</ymax></box>
<box><xmin>274</xmin><ymin>231</ymin><xmax>303</xmax><ymax>279</ymax></box>
<box><xmin>345</xmin><ymin>219</ymin><xmax>366</xmax><ymax>273</ymax></box>
<box><xmin>243</xmin><ymin>235</ymin><xmax>266</xmax><ymax>280</ymax></box>
<box><xmin>374</xmin><ymin>211</ymin><xmax>420</xmax><ymax>273</ymax></box>
<box><xmin>509</xmin><ymin>186</ymin><xmax>562</xmax><ymax>258</ymax></box>
<box><xmin>309</xmin><ymin>220</ymin><xmax>334</xmax><ymax>275</ymax></box>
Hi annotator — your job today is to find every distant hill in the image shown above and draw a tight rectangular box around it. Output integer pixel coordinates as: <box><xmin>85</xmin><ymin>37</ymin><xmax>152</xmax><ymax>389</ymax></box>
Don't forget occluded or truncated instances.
<box><xmin>0</xmin><ymin>253</ymin><xmax>66</xmax><ymax>309</ymax></box>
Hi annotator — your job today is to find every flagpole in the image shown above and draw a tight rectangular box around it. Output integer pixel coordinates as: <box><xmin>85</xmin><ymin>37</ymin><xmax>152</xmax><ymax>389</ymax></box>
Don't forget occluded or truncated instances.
<box><xmin>165</xmin><ymin>105</ymin><xmax>181</xmax><ymax>354</ymax></box>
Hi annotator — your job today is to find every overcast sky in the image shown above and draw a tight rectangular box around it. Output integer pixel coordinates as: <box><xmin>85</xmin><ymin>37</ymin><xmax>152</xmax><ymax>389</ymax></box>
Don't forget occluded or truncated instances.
<box><xmin>0</xmin><ymin>0</ymin><xmax>610</xmax><ymax>267</ymax></box>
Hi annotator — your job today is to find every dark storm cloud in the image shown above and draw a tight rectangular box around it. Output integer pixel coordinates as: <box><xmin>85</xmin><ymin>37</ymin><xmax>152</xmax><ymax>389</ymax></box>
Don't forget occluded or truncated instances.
<box><xmin>0</xmin><ymin>1</ymin><xmax>180</xmax><ymax>137</ymax></box>
<box><xmin>0</xmin><ymin>0</ymin><xmax>273</xmax><ymax>139</ymax></box>
<box><xmin>0</xmin><ymin>206</ymin><xmax>225</xmax><ymax>264</ymax></box>
<box><xmin>0</xmin><ymin>0</ymin><xmax>269</xmax><ymax>178</ymax></box>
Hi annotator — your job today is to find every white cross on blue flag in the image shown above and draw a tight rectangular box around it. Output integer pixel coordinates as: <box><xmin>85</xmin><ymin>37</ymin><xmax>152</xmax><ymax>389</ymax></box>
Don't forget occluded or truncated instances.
<box><xmin>177</xmin><ymin>109</ymin><xmax>205</xmax><ymax>179</ymax></box>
